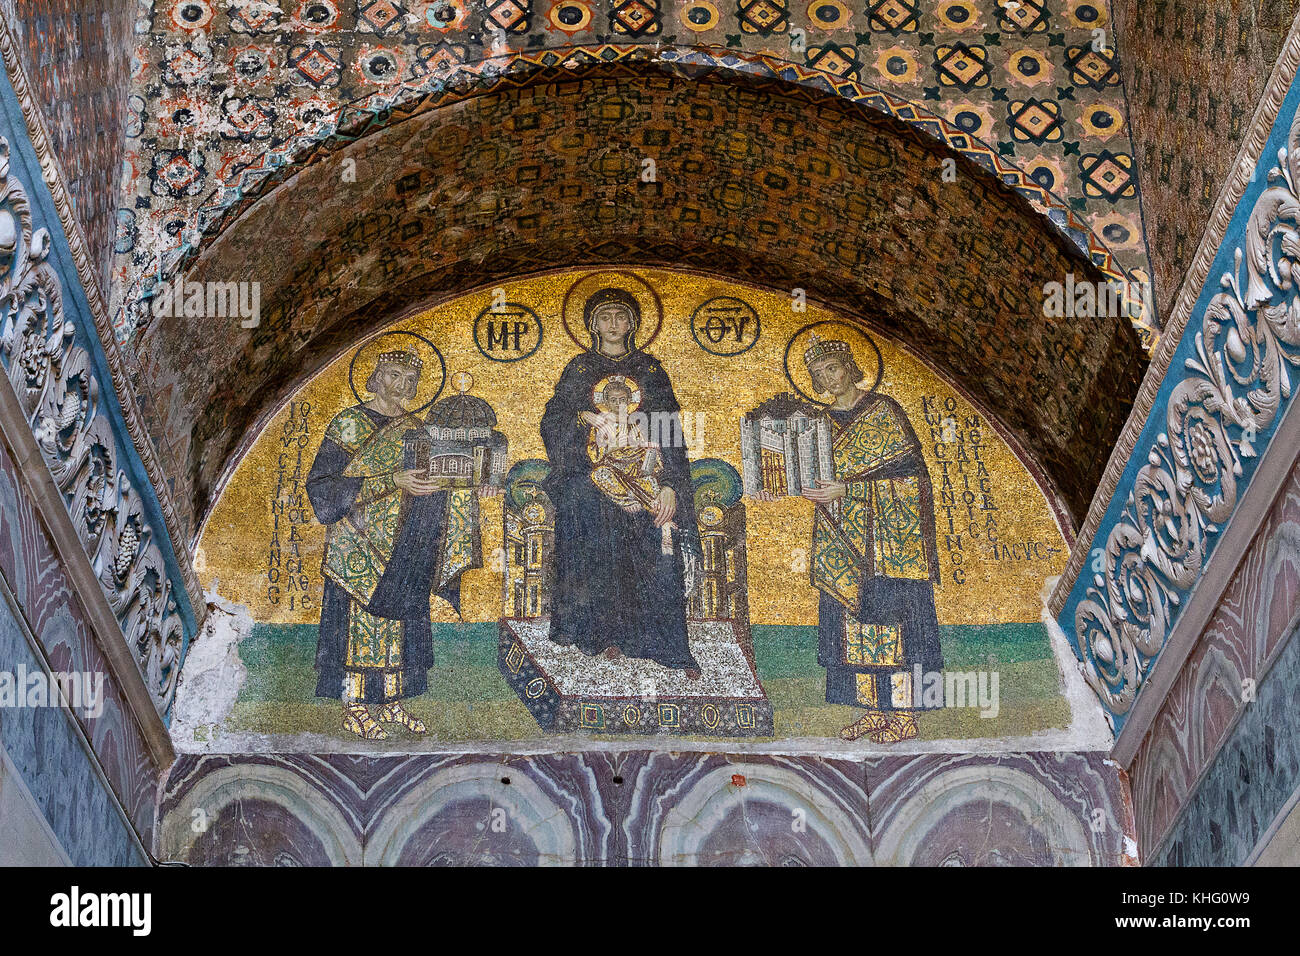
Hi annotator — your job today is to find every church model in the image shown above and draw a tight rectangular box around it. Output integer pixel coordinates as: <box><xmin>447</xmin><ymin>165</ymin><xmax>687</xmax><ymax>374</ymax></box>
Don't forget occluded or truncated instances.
<box><xmin>406</xmin><ymin>372</ymin><xmax>509</xmax><ymax>488</ymax></box>
<box><xmin>740</xmin><ymin>392</ymin><xmax>834</xmax><ymax>498</ymax></box>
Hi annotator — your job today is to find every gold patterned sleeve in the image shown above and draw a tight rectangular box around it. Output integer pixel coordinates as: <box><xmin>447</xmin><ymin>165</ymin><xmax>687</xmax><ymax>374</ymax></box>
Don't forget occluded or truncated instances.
<box><xmin>360</xmin><ymin>473</ymin><xmax>399</xmax><ymax>502</ymax></box>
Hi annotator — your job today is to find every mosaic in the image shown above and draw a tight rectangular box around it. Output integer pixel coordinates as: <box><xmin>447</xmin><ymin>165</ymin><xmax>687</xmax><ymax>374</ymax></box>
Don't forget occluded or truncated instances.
<box><xmin>0</xmin><ymin>0</ymin><xmax>133</xmax><ymax>292</ymax></box>
<box><xmin>112</xmin><ymin>0</ymin><xmax>1153</xmax><ymax>351</ymax></box>
<box><xmin>1111</xmin><ymin>0</ymin><xmax>1300</xmax><ymax>317</ymax></box>
<box><xmin>129</xmin><ymin>71</ymin><xmax>1149</xmax><ymax>547</ymax></box>
<box><xmin>193</xmin><ymin>268</ymin><xmax>1074</xmax><ymax>746</ymax></box>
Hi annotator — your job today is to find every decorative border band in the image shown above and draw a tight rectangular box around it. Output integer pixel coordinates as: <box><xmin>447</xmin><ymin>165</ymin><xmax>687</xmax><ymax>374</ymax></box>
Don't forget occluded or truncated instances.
<box><xmin>0</xmin><ymin>17</ymin><xmax>203</xmax><ymax>618</ymax></box>
<box><xmin>1049</xmin><ymin>12</ymin><xmax>1300</xmax><ymax>733</ymax></box>
<box><xmin>0</xmin><ymin>24</ymin><xmax>196</xmax><ymax>722</ymax></box>
<box><xmin>1050</xmin><ymin>15</ymin><xmax>1300</xmax><ymax>621</ymax></box>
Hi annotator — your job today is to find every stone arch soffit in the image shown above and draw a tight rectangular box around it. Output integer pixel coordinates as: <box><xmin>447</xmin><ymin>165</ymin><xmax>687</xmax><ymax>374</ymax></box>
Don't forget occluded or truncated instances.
<box><xmin>133</xmin><ymin>59</ymin><xmax>1149</xmax><ymax>537</ymax></box>
<box><xmin>130</xmin><ymin>47</ymin><xmax>1150</xmax><ymax>344</ymax></box>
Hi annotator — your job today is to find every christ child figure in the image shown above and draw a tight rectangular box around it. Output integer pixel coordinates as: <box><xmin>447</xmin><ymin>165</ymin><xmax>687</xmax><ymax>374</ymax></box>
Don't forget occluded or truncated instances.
<box><xmin>585</xmin><ymin>377</ymin><xmax>657</xmax><ymax>504</ymax></box>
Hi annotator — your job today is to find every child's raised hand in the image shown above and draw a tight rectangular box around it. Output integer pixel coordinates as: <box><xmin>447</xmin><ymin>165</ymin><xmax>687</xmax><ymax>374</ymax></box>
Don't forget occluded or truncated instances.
<box><xmin>583</xmin><ymin>411</ymin><xmax>620</xmax><ymax>450</ymax></box>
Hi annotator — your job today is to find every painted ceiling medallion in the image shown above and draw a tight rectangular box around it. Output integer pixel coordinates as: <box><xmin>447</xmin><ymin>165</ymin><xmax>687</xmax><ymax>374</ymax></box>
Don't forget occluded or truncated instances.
<box><xmin>293</xmin><ymin>1</ymin><xmax>342</xmax><ymax>32</ymax></box>
<box><xmin>935</xmin><ymin>0</ymin><xmax>982</xmax><ymax>32</ymax></box>
<box><xmin>426</xmin><ymin>1</ymin><xmax>472</xmax><ymax>31</ymax></box>
<box><xmin>168</xmin><ymin>0</ymin><xmax>214</xmax><ymax>32</ymax></box>
<box><xmin>677</xmin><ymin>1</ymin><xmax>719</xmax><ymax>32</ymax></box>
<box><xmin>547</xmin><ymin>0</ymin><xmax>593</xmax><ymax>34</ymax></box>
<box><xmin>807</xmin><ymin>0</ymin><xmax>853</xmax><ymax>32</ymax></box>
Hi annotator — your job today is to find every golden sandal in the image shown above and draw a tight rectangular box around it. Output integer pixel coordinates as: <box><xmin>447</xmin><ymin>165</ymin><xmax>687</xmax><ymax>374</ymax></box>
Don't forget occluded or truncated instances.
<box><xmin>377</xmin><ymin>701</ymin><xmax>427</xmax><ymax>734</ymax></box>
<box><xmin>865</xmin><ymin>713</ymin><xmax>919</xmax><ymax>744</ymax></box>
<box><xmin>840</xmin><ymin>710</ymin><xmax>891</xmax><ymax>741</ymax></box>
<box><xmin>343</xmin><ymin>703</ymin><xmax>388</xmax><ymax>740</ymax></box>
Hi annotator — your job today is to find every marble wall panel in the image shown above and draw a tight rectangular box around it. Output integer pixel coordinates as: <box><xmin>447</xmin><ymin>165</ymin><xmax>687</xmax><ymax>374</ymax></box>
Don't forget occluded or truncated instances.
<box><xmin>0</xmin><ymin>433</ymin><xmax>160</xmax><ymax>846</ymax></box>
<box><xmin>1129</xmin><ymin>448</ymin><xmax>1300</xmax><ymax>859</ymax></box>
<box><xmin>0</xmin><ymin>580</ymin><xmax>147</xmax><ymax>865</ymax></box>
<box><xmin>159</xmin><ymin>749</ymin><xmax>1134</xmax><ymax>865</ymax></box>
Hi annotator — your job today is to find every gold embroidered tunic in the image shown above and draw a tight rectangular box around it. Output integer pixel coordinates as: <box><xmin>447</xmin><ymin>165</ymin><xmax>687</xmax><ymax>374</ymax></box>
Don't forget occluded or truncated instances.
<box><xmin>810</xmin><ymin>394</ymin><xmax>943</xmax><ymax>711</ymax></box>
<box><xmin>306</xmin><ymin>405</ymin><xmax>481</xmax><ymax>704</ymax></box>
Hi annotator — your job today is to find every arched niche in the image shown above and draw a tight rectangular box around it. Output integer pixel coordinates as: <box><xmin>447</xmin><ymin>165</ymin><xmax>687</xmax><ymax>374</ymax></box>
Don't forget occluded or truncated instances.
<box><xmin>126</xmin><ymin>64</ymin><xmax>1147</xmax><ymax>545</ymax></box>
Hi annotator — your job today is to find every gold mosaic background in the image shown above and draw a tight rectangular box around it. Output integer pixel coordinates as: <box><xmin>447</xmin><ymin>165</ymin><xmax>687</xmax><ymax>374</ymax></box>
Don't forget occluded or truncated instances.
<box><xmin>197</xmin><ymin>268</ymin><xmax>1068</xmax><ymax>627</ymax></box>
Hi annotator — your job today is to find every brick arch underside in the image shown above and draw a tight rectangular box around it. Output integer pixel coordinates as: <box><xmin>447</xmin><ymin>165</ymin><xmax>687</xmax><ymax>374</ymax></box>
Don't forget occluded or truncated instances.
<box><xmin>129</xmin><ymin>67</ymin><xmax>1148</xmax><ymax>540</ymax></box>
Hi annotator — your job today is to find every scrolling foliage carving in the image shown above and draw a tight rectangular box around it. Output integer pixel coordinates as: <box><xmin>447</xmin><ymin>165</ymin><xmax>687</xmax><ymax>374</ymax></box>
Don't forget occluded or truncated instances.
<box><xmin>0</xmin><ymin>136</ymin><xmax>183</xmax><ymax>716</ymax></box>
<box><xmin>1074</xmin><ymin>112</ymin><xmax>1300</xmax><ymax>724</ymax></box>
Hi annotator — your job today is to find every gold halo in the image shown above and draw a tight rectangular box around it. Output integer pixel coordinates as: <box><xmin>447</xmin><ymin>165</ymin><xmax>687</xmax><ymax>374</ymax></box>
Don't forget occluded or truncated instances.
<box><xmin>592</xmin><ymin>374</ymin><xmax>642</xmax><ymax>413</ymax></box>
<box><xmin>561</xmin><ymin>270</ymin><xmax>664</xmax><ymax>352</ymax></box>
<box><xmin>348</xmin><ymin>330</ymin><xmax>446</xmax><ymax>413</ymax></box>
<box><xmin>783</xmin><ymin>320</ymin><xmax>883</xmax><ymax>407</ymax></box>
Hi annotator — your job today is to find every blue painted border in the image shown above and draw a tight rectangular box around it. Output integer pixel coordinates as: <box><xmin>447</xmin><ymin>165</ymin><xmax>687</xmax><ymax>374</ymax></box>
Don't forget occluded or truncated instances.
<box><xmin>0</xmin><ymin>60</ymin><xmax>196</xmax><ymax>695</ymax></box>
<box><xmin>1057</xmin><ymin>74</ymin><xmax>1300</xmax><ymax>735</ymax></box>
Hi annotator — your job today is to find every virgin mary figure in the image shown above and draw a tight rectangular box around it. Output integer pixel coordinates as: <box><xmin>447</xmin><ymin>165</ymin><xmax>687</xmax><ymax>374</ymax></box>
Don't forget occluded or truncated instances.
<box><xmin>539</xmin><ymin>288</ymin><xmax>702</xmax><ymax>678</ymax></box>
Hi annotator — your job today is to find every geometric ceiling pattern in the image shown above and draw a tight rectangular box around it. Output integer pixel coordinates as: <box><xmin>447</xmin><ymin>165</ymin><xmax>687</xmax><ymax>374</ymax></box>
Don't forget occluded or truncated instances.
<box><xmin>0</xmin><ymin>0</ymin><xmax>133</xmax><ymax>291</ymax></box>
<box><xmin>114</xmin><ymin>0</ymin><xmax>1155</xmax><ymax>340</ymax></box>
<box><xmin>128</xmin><ymin>67</ymin><xmax>1147</xmax><ymax>541</ymax></box>
<box><xmin>1110</xmin><ymin>0</ymin><xmax>1300</xmax><ymax>318</ymax></box>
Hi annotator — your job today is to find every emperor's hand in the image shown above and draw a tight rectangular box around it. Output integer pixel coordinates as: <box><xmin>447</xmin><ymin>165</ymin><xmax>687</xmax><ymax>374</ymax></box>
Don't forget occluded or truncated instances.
<box><xmin>394</xmin><ymin>468</ymin><xmax>439</xmax><ymax>497</ymax></box>
<box><xmin>802</xmin><ymin>480</ymin><xmax>846</xmax><ymax>503</ymax></box>
<box><xmin>652</xmin><ymin>486</ymin><xmax>677</xmax><ymax>527</ymax></box>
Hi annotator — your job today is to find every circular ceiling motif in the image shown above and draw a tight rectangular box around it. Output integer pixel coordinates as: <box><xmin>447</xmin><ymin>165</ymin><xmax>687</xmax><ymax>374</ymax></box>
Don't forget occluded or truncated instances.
<box><xmin>678</xmin><ymin>1</ymin><xmax>720</xmax><ymax>32</ymax></box>
<box><xmin>548</xmin><ymin>0</ymin><xmax>594</xmax><ymax>34</ymax></box>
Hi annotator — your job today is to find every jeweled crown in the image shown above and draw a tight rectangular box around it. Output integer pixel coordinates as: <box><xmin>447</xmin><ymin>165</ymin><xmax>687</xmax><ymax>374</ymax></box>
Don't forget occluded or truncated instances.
<box><xmin>803</xmin><ymin>333</ymin><xmax>850</xmax><ymax>368</ymax></box>
<box><xmin>376</xmin><ymin>346</ymin><xmax>423</xmax><ymax>371</ymax></box>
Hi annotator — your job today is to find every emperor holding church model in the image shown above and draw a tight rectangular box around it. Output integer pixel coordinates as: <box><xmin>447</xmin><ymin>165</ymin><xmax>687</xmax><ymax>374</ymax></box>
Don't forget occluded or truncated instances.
<box><xmin>305</xmin><ymin>337</ymin><xmax>503</xmax><ymax>740</ymax></box>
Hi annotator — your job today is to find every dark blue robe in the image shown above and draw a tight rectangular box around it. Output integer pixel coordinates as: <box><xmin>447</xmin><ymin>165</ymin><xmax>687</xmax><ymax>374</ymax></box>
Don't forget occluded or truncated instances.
<box><xmin>540</xmin><ymin>349</ymin><xmax>700</xmax><ymax>670</ymax></box>
<box><xmin>305</xmin><ymin>406</ymin><xmax>458</xmax><ymax>703</ymax></box>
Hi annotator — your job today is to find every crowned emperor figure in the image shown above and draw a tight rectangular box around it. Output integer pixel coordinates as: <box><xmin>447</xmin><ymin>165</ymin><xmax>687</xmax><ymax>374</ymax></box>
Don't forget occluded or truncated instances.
<box><xmin>305</xmin><ymin>346</ymin><xmax>490</xmax><ymax>740</ymax></box>
<box><xmin>777</xmin><ymin>333</ymin><xmax>944</xmax><ymax>743</ymax></box>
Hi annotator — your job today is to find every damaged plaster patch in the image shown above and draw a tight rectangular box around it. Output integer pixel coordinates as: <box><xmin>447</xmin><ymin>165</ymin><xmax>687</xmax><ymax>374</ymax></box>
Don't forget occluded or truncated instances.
<box><xmin>1040</xmin><ymin>574</ymin><xmax>1116</xmax><ymax>751</ymax></box>
<box><xmin>169</xmin><ymin>589</ymin><xmax>254</xmax><ymax>750</ymax></box>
